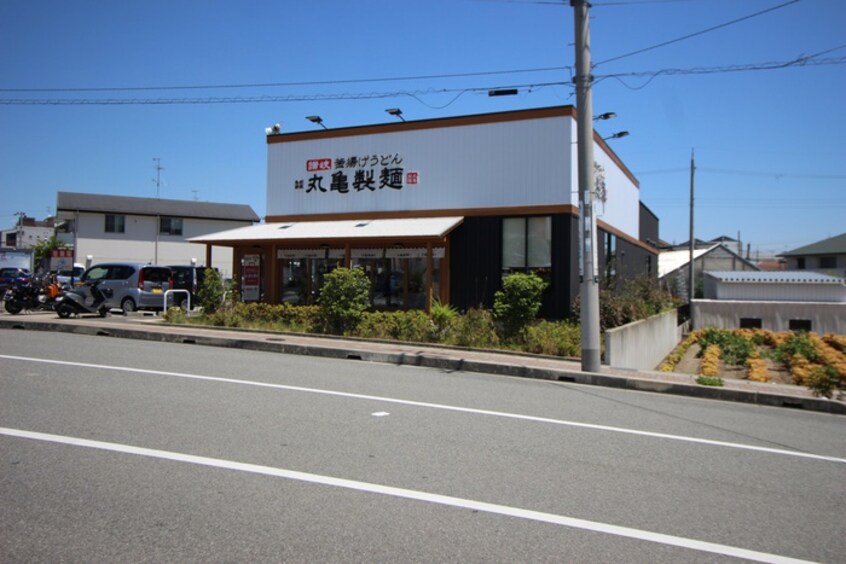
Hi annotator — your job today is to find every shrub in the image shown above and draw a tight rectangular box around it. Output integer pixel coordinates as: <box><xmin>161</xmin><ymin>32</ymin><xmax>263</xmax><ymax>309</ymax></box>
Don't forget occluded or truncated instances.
<box><xmin>163</xmin><ymin>306</ymin><xmax>186</xmax><ymax>324</ymax></box>
<box><xmin>493</xmin><ymin>272</ymin><xmax>547</xmax><ymax>340</ymax></box>
<box><xmin>355</xmin><ymin>311</ymin><xmax>397</xmax><ymax>340</ymax></box>
<box><xmin>355</xmin><ymin>310</ymin><xmax>434</xmax><ymax>343</ymax></box>
<box><xmin>697</xmin><ymin>328</ymin><xmax>754</xmax><ymax>366</ymax></box>
<box><xmin>572</xmin><ymin>276</ymin><xmax>677</xmax><ymax>331</ymax></box>
<box><xmin>806</xmin><ymin>365</ymin><xmax>840</xmax><ymax>398</ymax></box>
<box><xmin>393</xmin><ymin>310</ymin><xmax>435</xmax><ymax>342</ymax></box>
<box><xmin>430</xmin><ymin>299</ymin><xmax>459</xmax><ymax>341</ymax></box>
<box><xmin>197</xmin><ymin>267</ymin><xmax>225</xmax><ymax>314</ymax></box>
<box><xmin>450</xmin><ymin>308</ymin><xmax>499</xmax><ymax>349</ymax></box>
<box><xmin>745</xmin><ymin>351</ymin><xmax>770</xmax><ymax>382</ymax></box>
<box><xmin>775</xmin><ymin>331</ymin><xmax>819</xmax><ymax>364</ymax></box>
<box><xmin>524</xmin><ymin>320</ymin><xmax>580</xmax><ymax>357</ymax></box>
<box><xmin>317</xmin><ymin>267</ymin><xmax>371</xmax><ymax>334</ymax></box>
<box><xmin>700</xmin><ymin>344</ymin><xmax>721</xmax><ymax>376</ymax></box>
<box><xmin>696</xmin><ymin>375</ymin><xmax>724</xmax><ymax>387</ymax></box>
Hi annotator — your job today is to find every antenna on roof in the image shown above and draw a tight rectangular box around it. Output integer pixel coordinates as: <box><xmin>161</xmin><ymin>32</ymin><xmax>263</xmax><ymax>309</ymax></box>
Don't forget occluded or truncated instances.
<box><xmin>152</xmin><ymin>157</ymin><xmax>164</xmax><ymax>199</ymax></box>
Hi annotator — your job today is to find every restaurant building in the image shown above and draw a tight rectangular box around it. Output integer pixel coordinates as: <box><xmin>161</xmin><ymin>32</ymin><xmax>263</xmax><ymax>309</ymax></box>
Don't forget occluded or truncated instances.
<box><xmin>192</xmin><ymin>106</ymin><xmax>659</xmax><ymax>318</ymax></box>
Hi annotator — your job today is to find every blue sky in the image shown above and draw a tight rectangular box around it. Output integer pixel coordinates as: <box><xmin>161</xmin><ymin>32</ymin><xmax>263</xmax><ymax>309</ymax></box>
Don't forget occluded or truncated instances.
<box><xmin>1</xmin><ymin>0</ymin><xmax>844</xmax><ymax>257</ymax></box>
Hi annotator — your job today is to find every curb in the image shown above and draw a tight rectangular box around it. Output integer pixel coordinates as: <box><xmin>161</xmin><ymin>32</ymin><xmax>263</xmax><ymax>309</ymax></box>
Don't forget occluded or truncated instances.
<box><xmin>2</xmin><ymin>317</ymin><xmax>844</xmax><ymax>416</ymax></box>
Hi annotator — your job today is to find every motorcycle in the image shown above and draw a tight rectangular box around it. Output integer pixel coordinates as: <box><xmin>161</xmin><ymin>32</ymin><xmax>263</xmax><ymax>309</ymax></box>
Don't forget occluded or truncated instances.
<box><xmin>3</xmin><ymin>275</ymin><xmax>62</xmax><ymax>315</ymax></box>
<box><xmin>55</xmin><ymin>280</ymin><xmax>112</xmax><ymax>318</ymax></box>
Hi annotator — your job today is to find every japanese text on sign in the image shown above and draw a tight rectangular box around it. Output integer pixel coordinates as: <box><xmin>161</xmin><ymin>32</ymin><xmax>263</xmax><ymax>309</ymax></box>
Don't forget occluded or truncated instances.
<box><xmin>296</xmin><ymin>153</ymin><xmax>417</xmax><ymax>195</ymax></box>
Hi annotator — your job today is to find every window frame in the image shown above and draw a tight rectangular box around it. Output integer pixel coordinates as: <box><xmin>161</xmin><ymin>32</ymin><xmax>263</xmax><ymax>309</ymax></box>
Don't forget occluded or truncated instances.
<box><xmin>159</xmin><ymin>216</ymin><xmax>184</xmax><ymax>236</ymax></box>
<box><xmin>104</xmin><ymin>214</ymin><xmax>125</xmax><ymax>234</ymax></box>
<box><xmin>501</xmin><ymin>216</ymin><xmax>552</xmax><ymax>273</ymax></box>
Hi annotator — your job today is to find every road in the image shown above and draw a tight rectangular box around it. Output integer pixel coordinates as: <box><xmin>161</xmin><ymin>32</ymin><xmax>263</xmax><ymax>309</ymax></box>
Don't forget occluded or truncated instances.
<box><xmin>1</xmin><ymin>329</ymin><xmax>844</xmax><ymax>563</ymax></box>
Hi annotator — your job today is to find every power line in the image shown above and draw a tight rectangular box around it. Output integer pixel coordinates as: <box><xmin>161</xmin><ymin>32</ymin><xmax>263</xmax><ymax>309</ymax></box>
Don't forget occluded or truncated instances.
<box><xmin>2</xmin><ymin>48</ymin><xmax>842</xmax><ymax>107</ymax></box>
<box><xmin>594</xmin><ymin>0</ymin><xmax>801</xmax><ymax>66</ymax></box>
<box><xmin>0</xmin><ymin>82</ymin><xmax>566</xmax><ymax>107</ymax></box>
<box><xmin>597</xmin><ymin>55</ymin><xmax>845</xmax><ymax>90</ymax></box>
<box><xmin>0</xmin><ymin>66</ymin><xmax>572</xmax><ymax>94</ymax></box>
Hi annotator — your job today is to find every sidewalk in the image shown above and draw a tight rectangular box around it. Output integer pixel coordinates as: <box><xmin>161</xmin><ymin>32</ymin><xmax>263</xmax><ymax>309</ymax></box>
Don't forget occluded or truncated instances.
<box><xmin>1</xmin><ymin>310</ymin><xmax>844</xmax><ymax>415</ymax></box>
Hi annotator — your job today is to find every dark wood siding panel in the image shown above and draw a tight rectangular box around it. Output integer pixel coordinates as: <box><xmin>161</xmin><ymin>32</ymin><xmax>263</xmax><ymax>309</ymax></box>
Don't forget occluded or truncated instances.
<box><xmin>541</xmin><ymin>214</ymin><xmax>577</xmax><ymax>319</ymax></box>
<box><xmin>449</xmin><ymin>217</ymin><xmax>503</xmax><ymax>312</ymax></box>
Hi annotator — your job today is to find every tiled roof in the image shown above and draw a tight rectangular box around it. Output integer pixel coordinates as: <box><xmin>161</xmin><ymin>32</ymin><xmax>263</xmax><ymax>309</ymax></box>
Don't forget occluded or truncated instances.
<box><xmin>57</xmin><ymin>192</ymin><xmax>259</xmax><ymax>222</ymax></box>
<box><xmin>780</xmin><ymin>232</ymin><xmax>846</xmax><ymax>257</ymax></box>
<box><xmin>705</xmin><ymin>271</ymin><xmax>845</xmax><ymax>284</ymax></box>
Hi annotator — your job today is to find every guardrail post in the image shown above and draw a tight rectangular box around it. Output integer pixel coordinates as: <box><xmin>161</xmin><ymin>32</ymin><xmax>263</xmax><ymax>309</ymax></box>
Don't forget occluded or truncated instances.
<box><xmin>163</xmin><ymin>289</ymin><xmax>191</xmax><ymax>313</ymax></box>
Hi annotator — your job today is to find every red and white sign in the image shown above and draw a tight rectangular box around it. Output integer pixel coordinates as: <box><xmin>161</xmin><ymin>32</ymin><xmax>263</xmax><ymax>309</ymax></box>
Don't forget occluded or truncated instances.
<box><xmin>306</xmin><ymin>158</ymin><xmax>332</xmax><ymax>172</ymax></box>
<box><xmin>242</xmin><ymin>254</ymin><xmax>261</xmax><ymax>302</ymax></box>
<box><xmin>405</xmin><ymin>171</ymin><xmax>419</xmax><ymax>185</ymax></box>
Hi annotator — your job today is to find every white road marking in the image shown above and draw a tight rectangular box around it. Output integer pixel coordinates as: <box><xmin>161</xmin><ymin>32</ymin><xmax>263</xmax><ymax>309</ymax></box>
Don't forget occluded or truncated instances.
<box><xmin>0</xmin><ymin>426</ymin><xmax>814</xmax><ymax>564</ymax></box>
<box><xmin>371</xmin><ymin>411</ymin><xmax>390</xmax><ymax>417</ymax></box>
<box><xmin>1</xmin><ymin>354</ymin><xmax>844</xmax><ymax>465</ymax></box>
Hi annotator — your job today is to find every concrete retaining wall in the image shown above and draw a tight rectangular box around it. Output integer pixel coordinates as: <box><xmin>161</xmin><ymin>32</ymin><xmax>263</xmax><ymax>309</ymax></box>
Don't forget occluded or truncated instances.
<box><xmin>693</xmin><ymin>300</ymin><xmax>845</xmax><ymax>334</ymax></box>
<box><xmin>604</xmin><ymin>309</ymin><xmax>680</xmax><ymax>370</ymax></box>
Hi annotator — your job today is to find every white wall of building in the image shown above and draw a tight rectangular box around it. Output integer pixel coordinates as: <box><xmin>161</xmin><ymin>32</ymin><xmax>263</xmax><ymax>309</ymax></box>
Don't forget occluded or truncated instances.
<box><xmin>267</xmin><ymin>112</ymin><xmax>641</xmax><ymax>240</ymax></box>
<box><xmin>59</xmin><ymin>212</ymin><xmax>245</xmax><ymax>278</ymax></box>
<box><xmin>2</xmin><ymin>225</ymin><xmax>54</xmax><ymax>249</ymax></box>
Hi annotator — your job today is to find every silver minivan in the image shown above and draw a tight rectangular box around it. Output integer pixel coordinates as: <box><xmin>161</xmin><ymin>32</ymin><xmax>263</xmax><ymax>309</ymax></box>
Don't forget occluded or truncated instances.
<box><xmin>78</xmin><ymin>263</ymin><xmax>172</xmax><ymax>313</ymax></box>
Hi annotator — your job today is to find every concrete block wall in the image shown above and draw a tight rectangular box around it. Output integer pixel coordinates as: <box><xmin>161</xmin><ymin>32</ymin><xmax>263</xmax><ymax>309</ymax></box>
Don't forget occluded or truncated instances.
<box><xmin>604</xmin><ymin>310</ymin><xmax>679</xmax><ymax>370</ymax></box>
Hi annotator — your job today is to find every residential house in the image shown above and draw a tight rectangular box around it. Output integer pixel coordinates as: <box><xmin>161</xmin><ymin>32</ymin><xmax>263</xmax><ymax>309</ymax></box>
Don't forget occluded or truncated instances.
<box><xmin>2</xmin><ymin>216</ymin><xmax>56</xmax><ymax>249</ymax></box>
<box><xmin>779</xmin><ymin>232</ymin><xmax>846</xmax><ymax>278</ymax></box>
<box><xmin>659</xmin><ymin>243</ymin><xmax>759</xmax><ymax>300</ymax></box>
<box><xmin>55</xmin><ymin>192</ymin><xmax>260</xmax><ymax>277</ymax></box>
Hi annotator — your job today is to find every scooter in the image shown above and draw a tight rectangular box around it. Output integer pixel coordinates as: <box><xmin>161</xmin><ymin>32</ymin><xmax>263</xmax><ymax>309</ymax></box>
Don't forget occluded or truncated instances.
<box><xmin>55</xmin><ymin>280</ymin><xmax>112</xmax><ymax>318</ymax></box>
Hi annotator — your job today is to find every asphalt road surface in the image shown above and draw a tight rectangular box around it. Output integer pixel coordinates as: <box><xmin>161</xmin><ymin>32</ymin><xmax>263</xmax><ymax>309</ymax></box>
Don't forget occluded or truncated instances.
<box><xmin>1</xmin><ymin>329</ymin><xmax>844</xmax><ymax>563</ymax></box>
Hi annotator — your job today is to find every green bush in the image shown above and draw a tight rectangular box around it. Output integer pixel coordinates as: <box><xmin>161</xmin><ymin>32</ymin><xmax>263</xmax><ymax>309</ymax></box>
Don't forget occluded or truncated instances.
<box><xmin>450</xmin><ymin>308</ymin><xmax>499</xmax><ymax>349</ymax></box>
<box><xmin>163</xmin><ymin>306</ymin><xmax>186</xmax><ymax>324</ymax></box>
<box><xmin>806</xmin><ymin>365</ymin><xmax>840</xmax><ymax>398</ymax></box>
<box><xmin>775</xmin><ymin>331</ymin><xmax>819</xmax><ymax>363</ymax></box>
<box><xmin>198</xmin><ymin>267</ymin><xmax>225</xmax><ymax>314</ymax></box>
<box><xmin>355</xmin><ymin>311</ymin><xmax>397</xmax><ymax>340</ymax></box>
<box><xmin>394</xmin><ymin>310</ymin><xmax>435</xmax><ymax>342</ymax></box>
<box><xmin>493</xmin><ymin>272</ymin><xmax>547</xmax><ymax>340</ymax></box>
<box><xmin>572</xmin><ymin>276</ymin><xmax>676</xmax><ymax>331</ymax></box>
<box><xmin>355</xmin><ymin>310</ymin><xmax>434</xmax><ymax>343</ymax></box>
<box><xmin>318</xmin><ymin>267</ymin><xmax>371</xmax><ymax>334</ymax></box>
<box><xmin>696</xmin><ymin>328</ymin><xmax>755</xmax><ymax>366</ymax></box>
<box><xmin>524</xmin><ymin>320</ymin><xmax>581</xmax><ymax>357</ymax></box>
<box><xmin>431</xmin><ymin>299</ymin><xmax>459</xmax><ymax>340</ymax></box>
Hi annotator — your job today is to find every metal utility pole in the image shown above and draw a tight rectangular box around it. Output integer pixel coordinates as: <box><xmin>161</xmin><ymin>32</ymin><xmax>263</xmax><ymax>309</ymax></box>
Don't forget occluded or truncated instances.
<box><xmin>153</xmin><ymin>158</ymin><xmax>163</xmax><ymax>264</ymax></box>
<box><xmin>572</xmin><ymin>0</ymin><xmax>601</xmax><ymax>373</ymax></box>
<box><xmin>688</xmin><ymin>149</ymin><xmax>696</xmax><ymax>328</ymax></box>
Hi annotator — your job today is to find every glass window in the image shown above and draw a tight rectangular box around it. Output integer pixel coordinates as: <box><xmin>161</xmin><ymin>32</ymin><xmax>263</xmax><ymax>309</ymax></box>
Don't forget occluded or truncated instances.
<box><xmin>105</xmin><ymin>214</ymin><xmax>125</xmax><ymax>233</ymax></box>
<box><xmin>740</xmin><ymin>318</ymin><xmax>762</xmax><ymax>329</ymax></box>
<box><xmin>797</xmin><ymin>257</ymin><xmax>805</xmax><ymax>269</ymax></box>
<box><xmin>502</xmin><ymin>218</ymin><xmax>526</xmax><ymax>269</ymax></box>
<box><xmin>502</xmin><ymin>216</ymin><xmax>551</xmax><ymax>271</ymax></box>
<box><xmin>819</xmin><ymin>256</ymin><xmax>836</xmax><ymax>269</ymax></box>
<box><xmin>160</xmin><ymin>217</ymin><xmax>183</xmax><ymax>236</ymax></box>
<box><xmin>527</xmin><ymin>217</ymin><xmax>552</xmax><ymax>268</ymax></box>
<box><xmin>789</xmin><ymin>319</ymin><xmax>812</xmax><ymax>332</ymax></box>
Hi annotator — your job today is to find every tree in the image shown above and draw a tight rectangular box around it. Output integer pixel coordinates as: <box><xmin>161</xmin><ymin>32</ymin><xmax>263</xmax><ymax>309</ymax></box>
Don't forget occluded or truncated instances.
<box><xmin>32</xmin><ymin>236</ymin><xmax>68</xmax><ymax>272</ymax></box>
<box><xmin>318</xmin><ymin>267</ymin><xmax>371</xmax><ymax>334</ymax></box>
<box><xmin>493</xmin><ymin>272</ymin><xmax>548</xmax><ymax>340</ymax></box>
<box><xmin>198</xmin><ymin>267</ymin><xmax>224</xmax><ymax>314</ymax></box>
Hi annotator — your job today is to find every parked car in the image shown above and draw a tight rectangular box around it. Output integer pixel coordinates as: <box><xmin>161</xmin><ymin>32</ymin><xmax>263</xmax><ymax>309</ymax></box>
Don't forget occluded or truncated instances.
<box><xmin>78</xmin><ymin>263</ymin><xmax>172</xmax><ymax>313</ymax></box>
<box><xmin>0</xmin><ymin>267</ymin><xmax>31</xmax><ymax>294</ymax></box>
<box><xmin>167</xmin><ymin>265</ymin><xmax>212</xmax><ymax>309</ymax></box>
<box><xmin>55</xmin><ymin>263</ymin><xmax>85</xmax><ymax>287</ymax></box>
